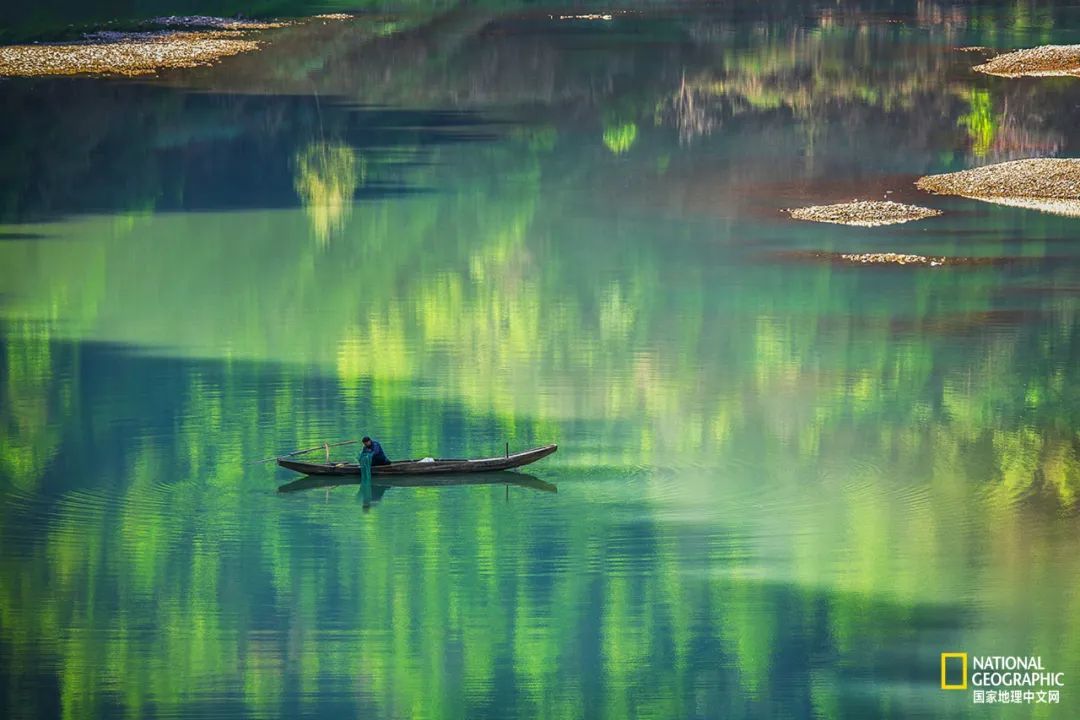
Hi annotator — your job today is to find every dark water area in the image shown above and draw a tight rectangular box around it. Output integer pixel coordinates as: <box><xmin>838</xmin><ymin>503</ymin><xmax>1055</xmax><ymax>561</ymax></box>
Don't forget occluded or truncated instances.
<box><xmin>2</xmin><ymin>1</ymin><xmax>1080</xmax><ymax>718</ymax></box>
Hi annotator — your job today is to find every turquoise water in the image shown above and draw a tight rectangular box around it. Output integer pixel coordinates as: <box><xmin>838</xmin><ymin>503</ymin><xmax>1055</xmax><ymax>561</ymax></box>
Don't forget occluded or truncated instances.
<box><xmin>1</xmin><ymin>2</ymin><xmax>1079</xmax><ymax>718</ymax></box>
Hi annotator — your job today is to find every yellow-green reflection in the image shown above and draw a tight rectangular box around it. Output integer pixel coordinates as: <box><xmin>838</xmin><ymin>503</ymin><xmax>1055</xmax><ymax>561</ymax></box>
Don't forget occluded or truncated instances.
<box><xmin>294</xmin><ymin>142</ymin><xmax>366</xmax><ymax>245</ymax></box>
<box><xmin>958</xmin><ymin>90</ymin><xmax>997</xmax><ymax>158</ymax></box>
<box><xmin>602</xmin><ymin>123</ymin><xmax>638</xmax><ymax>155</ymax></box>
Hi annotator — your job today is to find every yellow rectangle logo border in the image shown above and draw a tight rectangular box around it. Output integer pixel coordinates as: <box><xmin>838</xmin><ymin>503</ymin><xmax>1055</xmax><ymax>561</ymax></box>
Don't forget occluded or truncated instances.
<box><xmin>941</xmin><ymin>652</ymin><xmax>968</xmax><ymax>690</ymax></box>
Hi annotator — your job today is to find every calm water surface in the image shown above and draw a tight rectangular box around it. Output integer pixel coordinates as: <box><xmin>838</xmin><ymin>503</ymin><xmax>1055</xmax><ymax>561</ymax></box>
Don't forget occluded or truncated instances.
<box><xmin>2</xmin><ymin>2</ymin><xmax>1080</xmax><ymax>718</ymax></box>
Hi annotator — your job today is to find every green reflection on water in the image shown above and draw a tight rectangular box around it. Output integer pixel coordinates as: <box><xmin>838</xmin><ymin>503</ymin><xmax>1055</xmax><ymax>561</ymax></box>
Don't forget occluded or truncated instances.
<box><xmin>1</xmin><ymin>3</ymin><xmax>1080</xmax><ymax>719</ymax></box>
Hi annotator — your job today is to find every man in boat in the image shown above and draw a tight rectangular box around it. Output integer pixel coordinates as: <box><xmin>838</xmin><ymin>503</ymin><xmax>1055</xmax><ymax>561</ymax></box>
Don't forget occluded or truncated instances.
<box><xmin>360</xmin><ymin>436</ymin><xmax>390</xmax><ymax>466</ymax></box>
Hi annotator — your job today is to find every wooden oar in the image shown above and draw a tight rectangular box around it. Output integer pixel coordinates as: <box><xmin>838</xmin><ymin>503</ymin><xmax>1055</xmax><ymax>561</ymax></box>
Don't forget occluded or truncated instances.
<box><xmin>251</xmin><ymin>439</ymin><xmax>357</xmax><ymax>465</ymax></box>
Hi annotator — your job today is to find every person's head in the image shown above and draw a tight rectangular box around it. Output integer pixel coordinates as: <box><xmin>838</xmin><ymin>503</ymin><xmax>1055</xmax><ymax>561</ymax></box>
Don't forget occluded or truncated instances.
<box><xmin>362</xmin><ymin>436</ymin><xmax>372</xmax><ymax>448</ymax></box>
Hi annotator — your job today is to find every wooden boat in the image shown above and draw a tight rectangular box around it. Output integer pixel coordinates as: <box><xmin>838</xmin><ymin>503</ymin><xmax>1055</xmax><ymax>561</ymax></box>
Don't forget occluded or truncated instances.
<box><xmin>276</xmin><ymin>443</ymin><xmax>557</xmax><ymax>477</ymax></box>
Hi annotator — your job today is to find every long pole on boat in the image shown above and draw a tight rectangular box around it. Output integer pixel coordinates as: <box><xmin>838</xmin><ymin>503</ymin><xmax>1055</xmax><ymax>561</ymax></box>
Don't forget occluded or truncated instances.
<box><xmin>251</xmin><ymin>439</ymin><xmax>358</xmax><ymax>465</ymax></box>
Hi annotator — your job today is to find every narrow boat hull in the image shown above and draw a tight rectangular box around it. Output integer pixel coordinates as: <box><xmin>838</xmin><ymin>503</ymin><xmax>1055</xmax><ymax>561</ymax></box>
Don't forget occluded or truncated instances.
<box><xmin>276</xmin><ymin>443</ymin><xmax>557</xmax><ymax>476</ymax></box>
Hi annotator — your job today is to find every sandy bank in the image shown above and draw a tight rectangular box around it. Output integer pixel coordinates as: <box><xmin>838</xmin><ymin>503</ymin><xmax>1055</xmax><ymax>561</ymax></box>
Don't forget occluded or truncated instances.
<box><xmin>780</xmin><ymin>251</ymin><xmax>1014</xmax><ymax>267</ymax></box>
<box><xmin>786</xmin><ymin>200</ymin><xmax>942</xmax><ymax>227</ymax></box>
<box><xmin>916</xmin><ymin>158</ymin><xmax>1080</xmax><ymax>217</ymax></box>
<box><xmin>0</xmin><ymin>13</ymin><xmax>359</xmax><ymax>77</ymax></box>
<box><xmin>974</xmin><ymin>44</ymin><xmax>1080</xmax><ymax>77</ymax></box>
<box><xmin>0</xmin><ymin>30</ymin><xmax>263</xmax><ymax>77</ymax></box>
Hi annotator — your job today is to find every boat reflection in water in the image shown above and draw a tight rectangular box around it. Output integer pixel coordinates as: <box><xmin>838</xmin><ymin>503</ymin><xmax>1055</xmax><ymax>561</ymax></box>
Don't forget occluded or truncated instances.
<box><xmin>277</xmin><ymin>471</ymin><xmax>558</xmax><ymax>507</ymax></box>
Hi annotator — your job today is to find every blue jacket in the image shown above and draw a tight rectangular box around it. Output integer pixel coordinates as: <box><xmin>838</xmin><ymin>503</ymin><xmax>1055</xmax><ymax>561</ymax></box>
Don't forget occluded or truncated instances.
<box><xmin>361</xmin><ymin>440</ymin><xmax>390</xmax><ymax>466</ymax></box>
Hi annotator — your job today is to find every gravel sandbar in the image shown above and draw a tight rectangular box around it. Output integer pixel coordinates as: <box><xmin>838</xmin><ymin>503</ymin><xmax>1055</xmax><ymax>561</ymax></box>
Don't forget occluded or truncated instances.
<box><xmin>916</xmin><ymin>158</ymin><xmax>1080</xmax><ymax>216</ymax></box>
<box><xmin>780</xmin><ymin>251</ymin><xmax>1012</xmax><ymax>267</ymax></box>
<box><xmin>974</xmin><ymin>44</ymin><xmax>1080</xmax><ymax>77</ymax></box>
<box><xmin>916</xmin><ymin>158</ymin><xmax>1080</xmax><ymax>198</ymax></box>
<box><xmin>0</xmin><ymin>32</ymin><xmax>260</xmax><ymax>77</ymax></box>
<box><xmin>786</xmin><ymin>200</ymin><xmax>942</xmax><ymax>227</ymax></box>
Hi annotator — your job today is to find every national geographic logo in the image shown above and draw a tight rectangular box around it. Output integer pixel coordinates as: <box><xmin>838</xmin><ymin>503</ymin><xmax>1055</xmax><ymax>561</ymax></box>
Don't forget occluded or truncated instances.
<box><xmin>940</xmin><ymin>653</ymin><xmax>1064</xmax><ymax>705</ymax></box>
<box><xmin>941</xmin><ymin>652</ymin><xmax>968</xmax><ymax>690</ymax></box>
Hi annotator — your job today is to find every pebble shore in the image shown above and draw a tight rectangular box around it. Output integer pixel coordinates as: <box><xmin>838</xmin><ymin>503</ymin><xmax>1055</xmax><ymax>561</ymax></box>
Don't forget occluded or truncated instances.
<box><xmin>0</xmin><ymin>31</ymin><xmax>261</xmax><ymax>77</ymax></box>
<box><xmin>974</xmin><ymin>44</ymin><xmax>1080</xmax><ymax>77</ymax></box>
<box><xmin>787</xmin><ymin>200</ymin><xmax>942</xmax><ymax>227</ymax></box>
